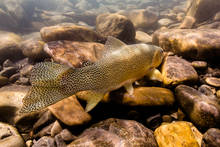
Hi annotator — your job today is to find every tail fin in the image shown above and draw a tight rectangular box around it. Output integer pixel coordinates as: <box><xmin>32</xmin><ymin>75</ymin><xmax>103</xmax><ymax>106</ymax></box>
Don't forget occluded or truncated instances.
<box><xmin>20</xmin><ymin>86</ymin><xmax>71</xmax><ymax>113</ymax></box>
<box><xmin>20</xmin><ymin>62</ymin><xmax>73</xmax><ymax>113</ymax></box>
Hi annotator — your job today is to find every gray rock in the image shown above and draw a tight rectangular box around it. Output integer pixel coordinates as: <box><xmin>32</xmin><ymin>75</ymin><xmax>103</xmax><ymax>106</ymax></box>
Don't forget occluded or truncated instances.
<box><xmin>0</xmin><ymin>122</ymin><xmax>25</xmax><ymax>147</ymax></box>
<box><xmin>202</xmin><ymin>128</ymin><xmax>220</xmax><ymax>147</ymax></box>
<box><xmin>175</xmin><ymin>85</ymin><xmax>220</xmax><ymax>129</ymax></box>
<box><xmin>33</xmin><ymin>136</ymin><xmax>56</xmax><ymax>147</ymax></box>
<box><xmin>191</xmin><ymin>61</ymin><xmax>207</xmax><ymax>70</ymax></box>
<box><xmin>205</xmin><ymin>77</ymin><xmax>220</xmax><ymax>88</ymax></box>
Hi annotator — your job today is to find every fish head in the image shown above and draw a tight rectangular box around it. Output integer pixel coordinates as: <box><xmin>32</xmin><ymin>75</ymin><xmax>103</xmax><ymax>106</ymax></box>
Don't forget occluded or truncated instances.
<box><xmin>136</xmin><ymin>44</ymin><xmax>164</xmax><ymax>68</ymax></box>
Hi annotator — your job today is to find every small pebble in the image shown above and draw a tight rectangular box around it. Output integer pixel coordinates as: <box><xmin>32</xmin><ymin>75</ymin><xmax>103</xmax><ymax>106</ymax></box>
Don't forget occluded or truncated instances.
<box><xmin>162</xmin><ymin>115</ymin><xmax>173</xmax><ymax>123</ymax></box>
<box><xmin>217</xmin><ymin>90</ymin><xmax>220</xmax><ymax>98</ymax></box>
<box><xmin>191</xmin><ymin>61</ymin><xmax>207</xmax><ymax>69</ymax></box>
<box><xmin>205</xmin><ymin>77</ymin><xmax>220</xmax><ymax>87</ymax></box>
<box><xmin>0</xmin><ymin>76</ymin><xmax>8</xmax><ymax>87</ymax></box>
<box><xmin>26</xmin><ymin>140</ymin><xmax>33</xmax><ymax>147</ymax></box>
<box><xmin>3</xmin><ymin>59</ymin><xmax>14</xmax><ymax>68</ymax></box>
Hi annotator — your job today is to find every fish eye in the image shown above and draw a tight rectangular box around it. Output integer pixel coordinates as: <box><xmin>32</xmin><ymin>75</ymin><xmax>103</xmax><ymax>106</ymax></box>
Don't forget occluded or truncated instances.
<box><xmin>160</xmin><ymin>49</ymin><xmax>164</xmax><ymax>54</ymax></box>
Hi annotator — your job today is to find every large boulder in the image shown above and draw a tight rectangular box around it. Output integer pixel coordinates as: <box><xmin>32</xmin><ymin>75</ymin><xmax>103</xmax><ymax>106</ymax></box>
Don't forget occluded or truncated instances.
<box><xmin>96</xmin><ymin>13</ymin><xmax>135</xmax><ymax>44</ymax></box>
<box><xmin>0</xmin><ymin>31</ymin><xmax>23</xmax><ymax>64</ymax></box>
<box><xmin>68</xmin><ymin>118</ymin><xmax>158</xmax><ymax>147</ymax></box>
<box><xmin>175</xmin><ymin>85</ymin><xmax>220</xmax><ymax>130</ymax></box>
<box><xmin>44</xmin><ymin>40</ymin><xmax>105</xmax><ymax>67</ymax></box>
<box><xmin>152</xmin><ymin>29</ymin><xmax>220</xmax><ymax>61</ymax></box>
<box><xmin>186</xmin><ymin>0</ymin><xmax>220</xmax><ymax>23</ymax></box>
<box><xmin>40</xmin><ymin>23</ymin><xmax>105</xmax><ymax>43</ymax></box>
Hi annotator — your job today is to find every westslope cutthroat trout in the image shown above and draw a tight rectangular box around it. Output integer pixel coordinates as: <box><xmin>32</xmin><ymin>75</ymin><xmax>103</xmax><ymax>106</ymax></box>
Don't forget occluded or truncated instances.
<box><xmin>20</xmin><ymin>36</ymin><xmax>164</xmax><ymax>113</ymax></box>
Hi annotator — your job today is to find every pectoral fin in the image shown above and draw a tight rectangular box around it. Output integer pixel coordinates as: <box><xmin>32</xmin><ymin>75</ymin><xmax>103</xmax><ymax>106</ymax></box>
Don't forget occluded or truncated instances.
<box><xmin>84</xmin><ymin>91</ymin><xmax>105</xmax><ymax>112</ymax></box>
<box><xmin>124</xmin><ymin>83</ymin><xmax>134</xmax><ymax>95</ymax></box>
<box><xmin>148</xmin><ymin>69</ymin><xmax>163</xmax><ymax>82</ymax></box>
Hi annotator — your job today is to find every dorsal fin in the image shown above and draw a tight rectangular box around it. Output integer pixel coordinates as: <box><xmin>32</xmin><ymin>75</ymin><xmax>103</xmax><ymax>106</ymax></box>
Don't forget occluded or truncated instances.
<box><xmin>102</xmin><ymin>36</ymin><xmax>127</xmax><ymax>58</ymax></box>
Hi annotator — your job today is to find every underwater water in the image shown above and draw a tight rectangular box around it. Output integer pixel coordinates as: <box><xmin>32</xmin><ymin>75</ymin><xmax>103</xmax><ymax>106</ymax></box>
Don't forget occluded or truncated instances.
<box><xmin>0</xmin><ymin>0</ymin><xmax>220</xmax><ymax>146</ymax></box>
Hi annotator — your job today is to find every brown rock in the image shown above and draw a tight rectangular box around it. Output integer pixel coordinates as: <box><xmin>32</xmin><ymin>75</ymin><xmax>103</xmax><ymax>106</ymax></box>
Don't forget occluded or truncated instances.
<box><xmin>154</xmin><ymin>121</ymin><xmax>202</xmax><ymax>147</ymax></box>
<box><xmin>48</xmin><ymin>96</ymin><xmax>91</xmax><ymax>126</ymax></box>
<box><xmin>205</xmin><ymin>77</ymin><xmax>220</xmax><ymax>87</ymax></box>
<box><xmin>152</xmin><ymin>29</ymin><xmax>220</xmax><ymax>61</ymax></box>
<box><xmin>214</xmin><ymin>12</ymin><xmax>220</xmax><ymax>21</ymax></box>
<box><xmin>0</xmin><ymin>122</ymin><xmax>25</xmax><ymax>147</ymax></box>
<box><xmin>179</xmin><ymin>16</ymin><xmax>195</xmax><ymax>29</ymax></box>
<box><xmin>68</xmin><ymin>118</ymin><xmax>158</xmax><ymax>147</ymax></box>
<box><xmin>135</xmin><ymin>31</ymin><xmax>152</xmax><ymax>44</ymax></box>
<box><xmin>217</xmin><ymin>90</ymin><xmax>220</xmax><ymax>98</ymax></box>
<box><xmin>119</xmin><ymin>87</ymin><xmax>175</xmax><ymax>106</ymax></box>
<box><xmin>0</xmin><ymin>32</ymin><xmax>23</xmax><ymax>64</ymax></box>
<box><xmin>40</xmin><ymin>23</ymin><xmax>105</xmax><ymax>43</ymax></box>
<box><xmin>191</xmin><ymin>61</ymin><xmax>207</xmax><ymax>70</ymax></box>
<box><xmin>0</xmin><ymin>76</ymin><xmax>8</xmax><ymax>87</ymax></box>
<box><xmin>44</xmin><ymin>40</ymin><xmax>105</xmax><ymax>67</ymax></box>
<box><xmin>161</xmin><ymin>56</ymin><xmax>198</xmax><ymax>86</ymax></box>
<box><xmin>20</xmin><ymin>33</ymin><xmax>47</xmax><ymax>60</ymax></box>
<box><xmin>175</xmin><ymin>85</ymin><xmax>220</xmax><ymax>129</ymax></box>
<box><xmin>96</xmin><ymin>13</ymin><xmax>135</xmax><ymax>43</ymax></box>
<box><xmin>186</xmin><ymin>0</ymin><xmax>220</xmax><ymax>23</ymax></box>
<box><xmin>202</xmin><ymin>128</ymin><xmax>220</xmax><ymax>147</ymax></box>
<box><xmin>0</xmin><ymin>85</ymin><xmax>29</xmax><ymax>124</ymax></box>
<box><xmin>117</xmin><ymin>9</ymin><xmax>158</xmax><ymax>29</ymax></box>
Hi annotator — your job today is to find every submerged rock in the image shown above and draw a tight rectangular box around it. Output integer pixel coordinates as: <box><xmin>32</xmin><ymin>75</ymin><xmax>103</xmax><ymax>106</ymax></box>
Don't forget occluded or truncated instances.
<box><xmin>68</xmin><ymin>118</ymin><xmax>158</xmax><ymax>147</ymax></box>
<box><xmin>175</xmin><ymin>85</ymin><xmax>220</xmax><ymax>129</ymax></box>
<box><xmin>0</xmin><ymin>76</ymin><xmax>8</xmax><ymax>87</ymax></box>
<box><xmin>0</xmin><ymin>122</ymin><xmax>25</xmax><ymax>147</ymax></box>
<box><xmin>20</xmin><ymin>32</ymin><xmax>47</xmax><ymax>61</ymax></box>
<box><xmin>0</xmin><ymin>85</ymin><xmax>29</xmax><ymax>124</ymax></box>
<box><xmin>40</xmin><ymin>23</ymin><xmax>105</xmax><ymax>43</ymax></box>
<box><xmin>96</xmin><ymin>13</ymin><xmax>135</xmax><ymax>44</ymax></box>
<box><xmin>202</xmin><ymin>128</ymin><xmax>220</xmax><ymax>147</ymax></box>
<box><xmin>48</xmin><ymin>96</ymin><xmax>91</xmax><ymax>126</ymax></box>
<box><xmin>0</xmin><ymin>32</ymin><xmax>23</xmax><ymax>64</ymax></box>
<box><xmin>117</xmin><ymin>87</ymin><xmax>175</xmax><ymax>107</ymax></box>
<box><xmin>44</xmin><ymin>40</ymin><xmax>105</xmax><ymax>67</ymax></box>
<box><xmin>117</xmin><ymin>9</ymin><xmax>158</xmax><ymax>29</ymax></box>
<box><xmin>32</xmin><ymin>136</ymin><xmax>56</xmax><ymax>147</ymax></box>
<box><xmin>205</xmin><ymin>77</ymin><xmax>220</xmax><ymax>88</ymax></box>
<box><xmin>152</xmin><ymin>29</ymin><xmax>220</xmax><ymax>61</ymax></box>
<box><xmin>161</xmin><ymin>56</ymin><xmax>198</xmax><ymax>86</ymax></box>
<box><xmin>186</xmin><ymin>0</ymin><xmax>220</xmax><ymax>23</ymax></box>
<box><xmin>154</xmin><ymin>121</ymin><xmax>202</xmax><ymax>147</ymax></box>
<box><xmin>135</xmin><ymin>31</ymin><xmax>152</xmax><ymax>44</ymax></box>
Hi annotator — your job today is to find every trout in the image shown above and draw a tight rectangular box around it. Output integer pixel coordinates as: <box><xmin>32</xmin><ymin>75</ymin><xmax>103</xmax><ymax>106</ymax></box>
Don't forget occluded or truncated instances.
<box><xmin>20</xmin><ymin>36</ymin><xmax>164</xmax><ymax>113</ymax></box>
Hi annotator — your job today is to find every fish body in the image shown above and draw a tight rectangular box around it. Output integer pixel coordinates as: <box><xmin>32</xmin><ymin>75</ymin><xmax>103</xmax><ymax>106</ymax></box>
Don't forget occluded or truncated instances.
<box><xmin>20</xmin><ymin>37</ymin><xmax>164</xmax><ymax>113</ymax></box>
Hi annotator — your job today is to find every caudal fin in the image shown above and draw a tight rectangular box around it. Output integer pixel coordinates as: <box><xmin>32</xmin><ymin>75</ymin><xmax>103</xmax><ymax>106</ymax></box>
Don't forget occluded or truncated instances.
<box><xmin>20</xmin><ymin>62</ymin><xmax>74</xmax><ymax>113</ymax></box>
<box><xmin>20</xmin><ymin>86</ymin><xmax>70</xmax><ymax>113</ymax></box>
